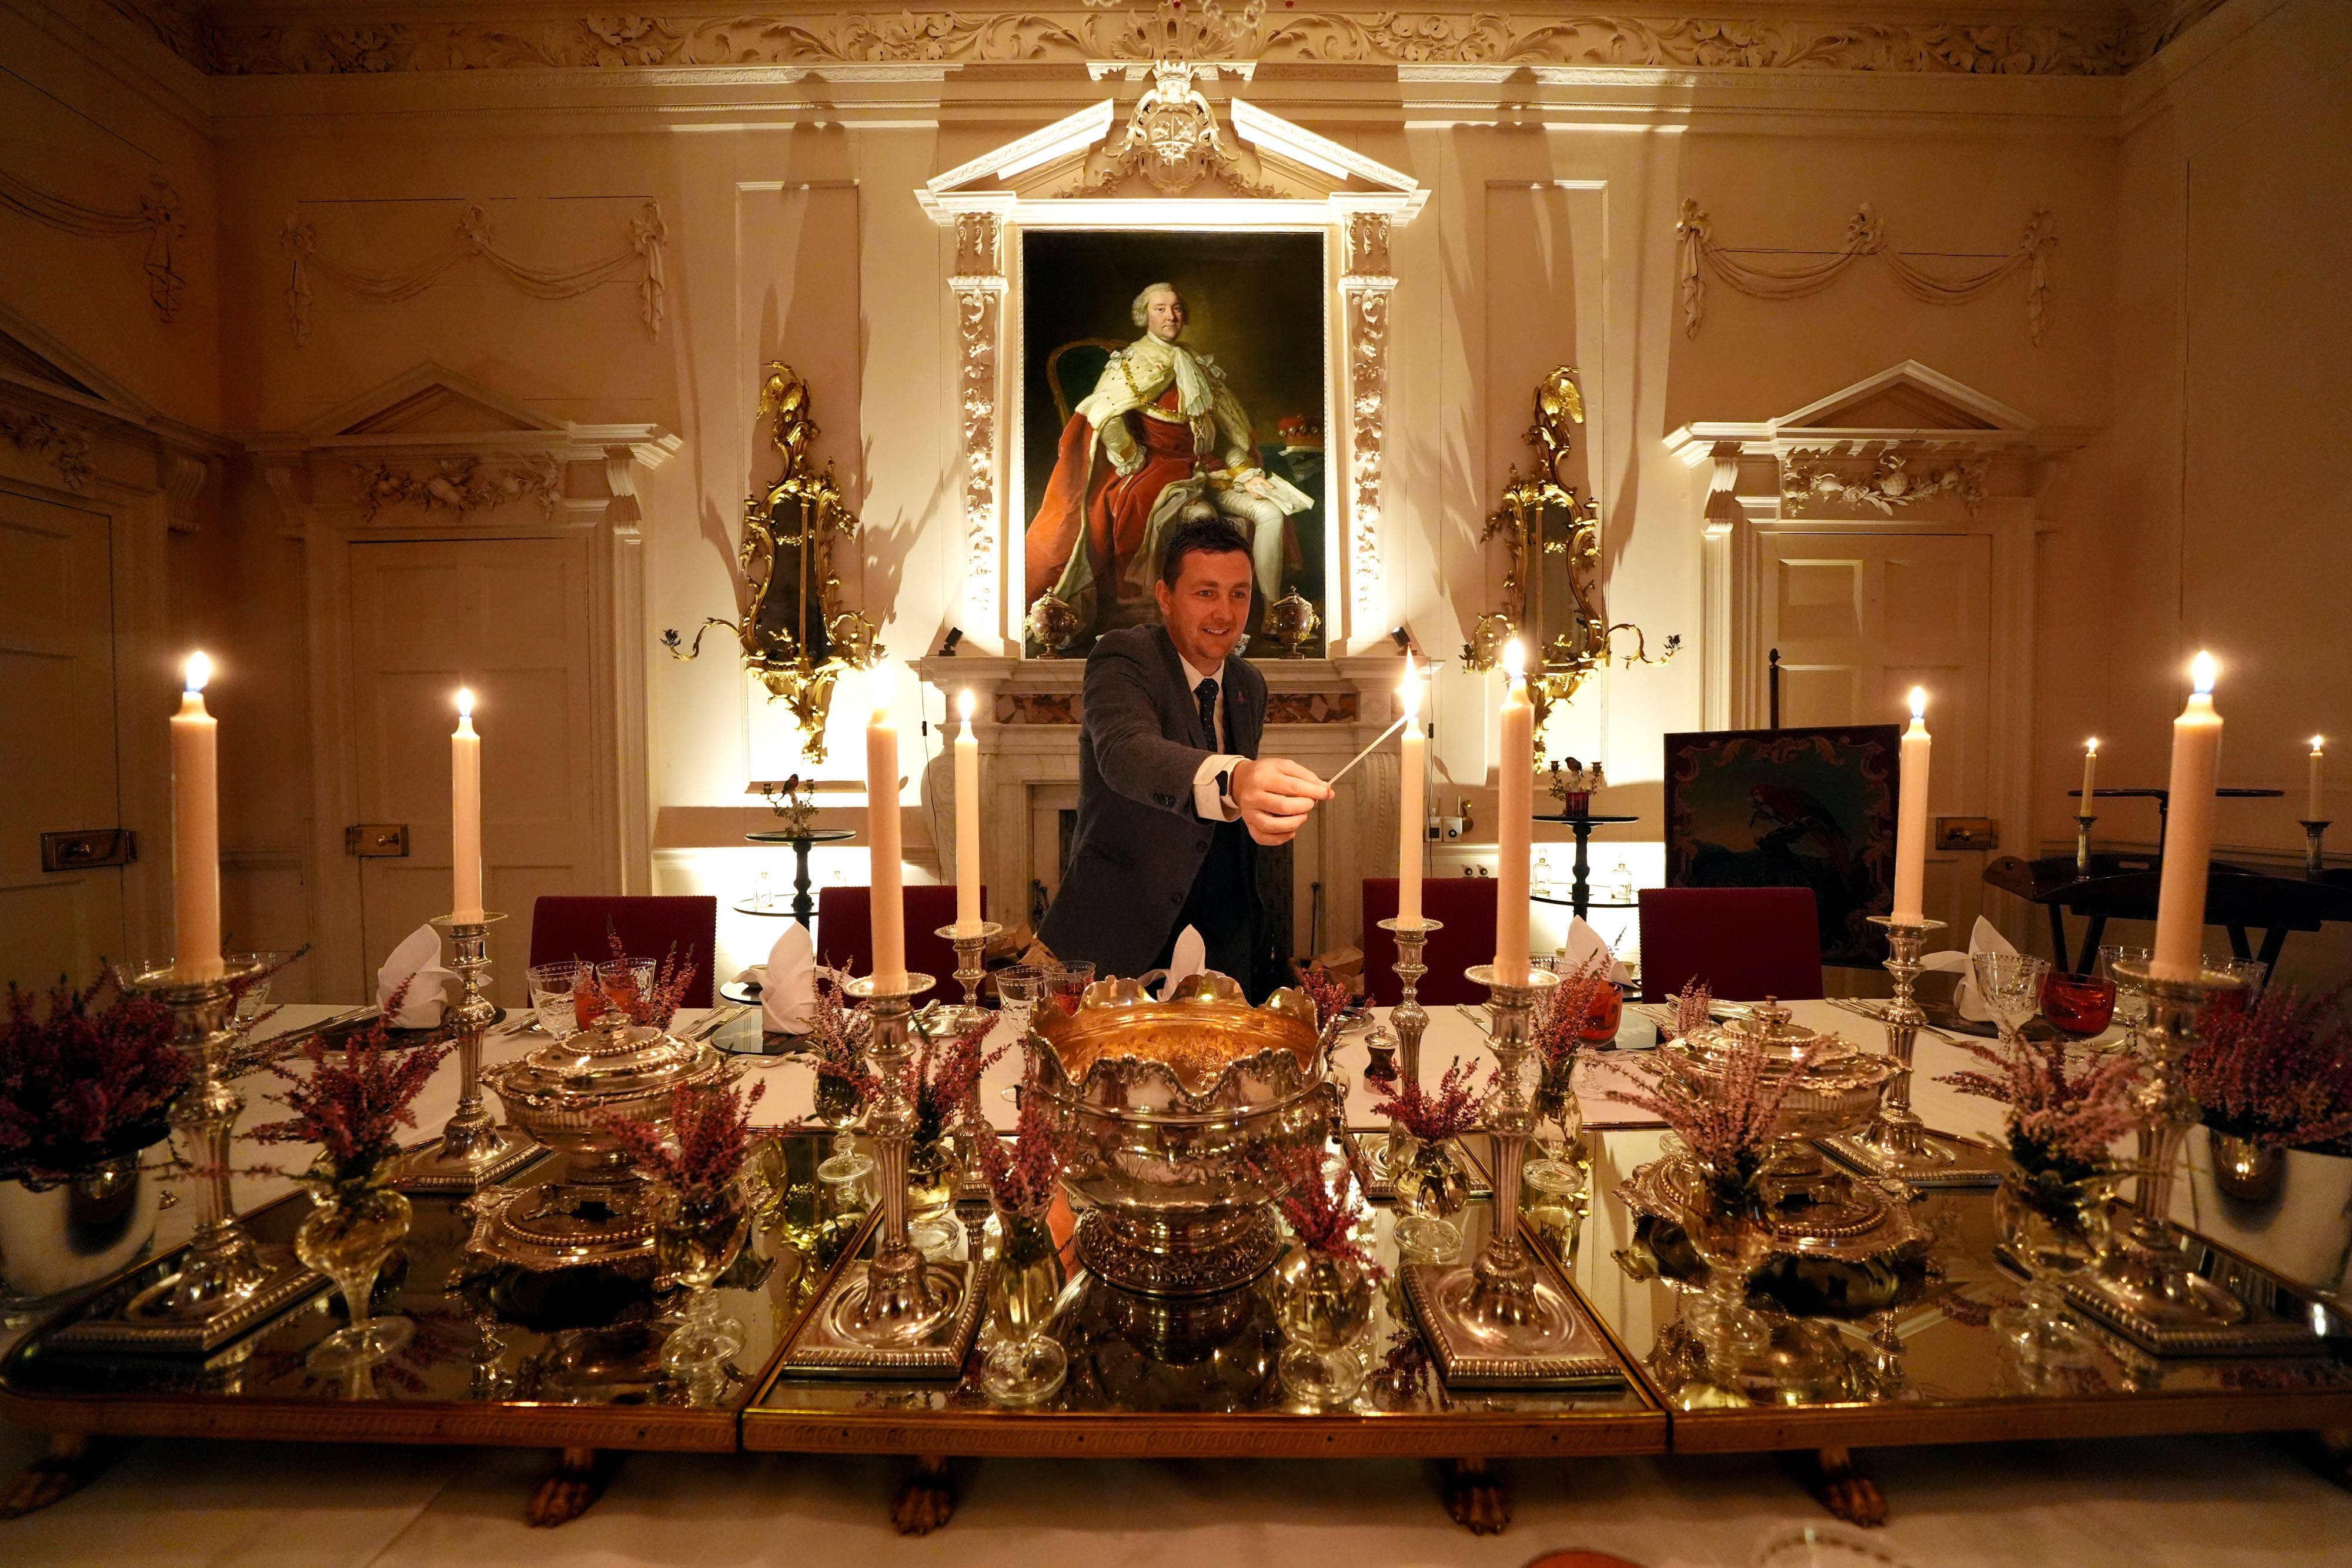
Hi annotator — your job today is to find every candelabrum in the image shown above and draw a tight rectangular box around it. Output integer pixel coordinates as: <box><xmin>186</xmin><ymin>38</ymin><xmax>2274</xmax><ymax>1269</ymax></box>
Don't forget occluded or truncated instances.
<box><xmin>2075</xmin><ymin>814</ymin><xmax>2097</xmax><ymax>875</ymax></box>
<box><xmin>395</xmin><ymin>913</ymin><xmax>535</xmax><ymax>1193</ymax></box>
<box><xmin>1840</xmin><ymin>916</ymin><xmax>1956</xmax><ymax>1180</ymax></box>
<box><xmin>935</xmin><ymin>920</ymin><xmax>1003</xmax><ymax>1035</ymax></box>
<box><xmin>784</xmin><ymin>971</ymin><xmax>985</xmax><ymax>1376</ymax></box>
<box><xmin>1402</xmin><ymin>964</ymin><xmax>1616</xmax><ymax>1386</ymax></box>
<box><xmin>53</xmin><ymin>958</ymin><xmax>323</xmax><ymax>1352</ymax></box>
<box><xmin>1366</xmin><ymin>917</ymin><xmax>1440</xmax><ymax>1185</ymax></box>
<box><xmin>2303</xmin><ymin>820</ymin><xmax>2331</xmax><ymax>880</ymax></box>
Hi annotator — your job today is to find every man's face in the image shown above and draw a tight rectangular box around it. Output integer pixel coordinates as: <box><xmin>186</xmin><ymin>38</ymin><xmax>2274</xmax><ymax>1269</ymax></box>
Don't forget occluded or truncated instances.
<box><xmin>1143</xmin><ymin>289</ymin><xmax>1186</xmax><ymax>343</ymax></box>
<box><xmin>1154</xmin><ymin>546</ymin><xmax>1252</xmax><ymax>670</ymax></box>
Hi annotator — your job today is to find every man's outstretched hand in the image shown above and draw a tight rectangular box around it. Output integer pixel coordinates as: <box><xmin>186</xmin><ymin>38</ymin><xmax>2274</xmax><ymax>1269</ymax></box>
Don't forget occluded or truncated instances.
<box><xmin>1230</xmin><ymin>756</ymin><xmax>1333</xmax><ymax>846</ymax></box>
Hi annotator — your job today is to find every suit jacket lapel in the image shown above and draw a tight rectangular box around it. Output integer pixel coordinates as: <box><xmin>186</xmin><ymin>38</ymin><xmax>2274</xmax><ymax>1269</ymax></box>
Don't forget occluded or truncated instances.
<box><xmin>1150</xmin><ymin>626</ymin><xmax>1213</xmax><ymax>748</ymax></box>
<box><xmin>1223</xmin><ymin>655</ymin><xmax>1261</xmax><ymax>758</ymax></box>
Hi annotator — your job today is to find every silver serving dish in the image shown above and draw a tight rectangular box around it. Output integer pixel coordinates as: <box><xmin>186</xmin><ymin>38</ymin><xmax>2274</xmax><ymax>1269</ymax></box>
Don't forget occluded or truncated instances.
<box><xmin>1029</xmin><ymin>972</ymin><xmax>1332</xmax><ymax>1297</ymax></box>
<box><xmin>1661</xmin><ymin>999</ymin><xmax>1898</xmax><ymax>1144</ymax></box>
<box><xmin>471</xmin><ymin>1021</ymin><xmax>736</xmax><ymax>1272</ymax></box>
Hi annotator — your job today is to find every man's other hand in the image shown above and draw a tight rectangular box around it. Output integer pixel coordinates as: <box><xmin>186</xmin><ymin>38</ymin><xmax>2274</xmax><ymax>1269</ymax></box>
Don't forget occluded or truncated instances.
<box><xmin>1231</xmin><ymin>756</ymin><xmax>1333</xmax><ymax>846</ymax></box>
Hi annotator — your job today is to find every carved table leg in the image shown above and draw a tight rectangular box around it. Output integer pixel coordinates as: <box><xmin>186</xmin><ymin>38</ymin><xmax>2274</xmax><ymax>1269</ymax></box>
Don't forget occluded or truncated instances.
<box><xmin>526</xmin><ymin>1446</ymin><xmax>614</xmax><ymax>1527</ymax></box>
<box><xmin>1788</xmin><ymin>1446</ymin><xmax>1886</xmax><ymax>1527</ymax></box>
<box><xmin>0</xmin><ymin>1433</ymin><xmax>111</xmax><ymax>1519</ymax></box>
<box><xmin>1441</xmin><ymin>1456</ymin><xmax>1511</xmax><ymax>1534</ymax></box>
<box><xmin>891</xmin><ymin>1453</ymin><xmax>957</xmax><ymax>1535</ymax></box>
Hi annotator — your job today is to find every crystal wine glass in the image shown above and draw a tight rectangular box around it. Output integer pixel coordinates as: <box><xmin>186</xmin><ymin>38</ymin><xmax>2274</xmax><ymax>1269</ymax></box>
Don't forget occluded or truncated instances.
<box><xmin>2096</xmin><ymin>945</ymin><xmax>2153</xmax><ymax>1037</ymax></box>
<box><xmin>1973</xmin><ymin>951</ymin><xmax>2053</xmax><ymax>1048</ymax></box>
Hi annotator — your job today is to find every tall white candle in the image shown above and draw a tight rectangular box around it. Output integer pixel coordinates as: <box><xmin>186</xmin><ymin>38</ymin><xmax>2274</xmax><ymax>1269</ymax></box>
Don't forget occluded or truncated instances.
<box><xmin>1398</xmin><ymin>656</ymin><xmax>1426</xmax><ymax>927</ymax></box>
<box><xmin>2080</xmin><ymin>738</ymin><xmax>2098</xmax><ymax>815</ymax></box>
<box><xmin>954</xmin><ymin>690</ymin><xmax>982</xmax><ymax>935</ymax></box>
<box><xmin>1495</xmin><ymin>641</ymin><xmax>1532</xmax><ymax>985</ymax></box>
<box><xmin>2151</xmin><ymin>653</ymin><xmax>2223</xmax><ymax>981</ymax></box>
<box><xmin>451</xmin><ymin>688</ymin><xmax>484</xmax><ymax>923</ymax></box>
<box><xmin>1892</xmin><ymin>687</ymin><xmax>1932</xmax><ymax>924</ymax></box>
<box><xmin>866</xmin><ymin>691</ymin><xmax>907</xmax><ymax>991</ymax></box>
<box><xmin>2310</xmin><ymin>736</ymin><xmax>2326</xmax><ymax>824</ymax></box>
<box><xmin>169</xmin><ymin>652</ymin><xmax>223</xmax><ymax>981</ymax></box>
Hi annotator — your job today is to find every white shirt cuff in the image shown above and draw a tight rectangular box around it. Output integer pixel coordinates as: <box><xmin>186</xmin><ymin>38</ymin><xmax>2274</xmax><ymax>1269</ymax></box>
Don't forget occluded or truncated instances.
<box><xmin>1192</xmin><ymin>753</ymin><xmax>1245</xmax><ymax>822</ymax></box>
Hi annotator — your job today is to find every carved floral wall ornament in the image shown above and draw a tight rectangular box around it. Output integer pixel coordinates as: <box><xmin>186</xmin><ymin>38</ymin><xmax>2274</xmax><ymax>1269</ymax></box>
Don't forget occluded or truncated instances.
<box><xmin>1341</xmin><ymin>210</ymin><xmax>1396</xmax><ymax>635</ymax></box>
<box><xmin>0</xmin><ymin>166</ymin><xmax>185</xmax><ymax>322</ymax></box>
<box><xmin>112</xmin><ymin>4</ymin><xmax>2224</xmax><ymax>79</ymax></box>
<box><xmin>1779</xmin><ymin>446</ymin><xmax>1989</xmax><ymax>520</ymax></box>
<box><xmin>1676</xmin><ymin>199</ymin><xmax>2058</xmax><ymax>344</ymax></box>
<box><xmin>950</xmin><ymin>213</ymin><xmax>1007</xmax><ymax>638</ymax></box>
<box><xmin>0</xmin><ymin>402</ymin><xmax>97</xmax><ymax>493</ymax></box>
<box><xmin>350</xmin><ymin>454</ymin><xmax>565</xmax><ymax>520</ymax></box>
<box><xmin>662</xmin><ymin>364</ymin><xmax>881</xmax><ymax>764</ymax></box>
<box><xmin>280</xmin><ymin>200</ymin><xmax>667</xmax><ymax>345</ymax></box>
<box><xmin>1074</xmin><ymin>57</ymin><xmax>1282</xmax><ymax>198</ymax></box>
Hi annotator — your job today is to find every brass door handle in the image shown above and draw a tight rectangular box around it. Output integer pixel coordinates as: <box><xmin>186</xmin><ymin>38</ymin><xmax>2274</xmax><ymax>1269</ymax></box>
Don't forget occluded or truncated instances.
<box><xmin>345</xmin><ymin>824</ymin><xmax>411</xmax><ymax>857</ymax></box>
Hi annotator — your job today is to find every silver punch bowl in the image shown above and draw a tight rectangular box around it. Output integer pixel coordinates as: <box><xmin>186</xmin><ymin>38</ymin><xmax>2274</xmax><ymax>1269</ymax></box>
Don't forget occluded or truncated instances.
<box><xmin>1029</xmin><ymin>973</ymin><xmax>1334</xmax><ymax>1297</ymax></box>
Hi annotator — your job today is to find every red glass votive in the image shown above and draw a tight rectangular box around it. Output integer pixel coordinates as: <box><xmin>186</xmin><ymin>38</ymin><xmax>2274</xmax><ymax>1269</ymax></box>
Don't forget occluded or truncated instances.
<box><xmin>2042</xmin><ymin>971</ymin><xmax>2117</xmax><ymax>1036</ymax></box>
<box><xmin>1579</xmin><ymin>984</ymin><xmax>1625</xmax><ymax>1044</ymax></box>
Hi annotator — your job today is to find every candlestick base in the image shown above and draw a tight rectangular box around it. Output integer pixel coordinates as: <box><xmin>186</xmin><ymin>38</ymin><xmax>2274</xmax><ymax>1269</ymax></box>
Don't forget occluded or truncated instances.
<box><xmin>1404</xmin><ymin>963</ymin><xmax>1620</xmax><ymax>1388</ymax></box>
<box><xmin>934</xmin><ymin>920</ymin><xmax>1004</xmax><ymax>1035</ymax></box>
<box><xmin>396</xmin><ymin>913</ymin><xmax>539</xmax><ymax>1194</ymax></box>
<box><xmin>1828</xmin><ymin>916</ymin><xmax>2000</xmax><ymax>1188</ymax></box>
<box><xmin>1364</xmin><ymin>917</ymin><xmax>1441</xmax><ymax>1189</ymax></box>
<box><xmin>2302</xmin><ymin>820</ymin><xmax>2331</xmax><ymax>880</ymax></box>
<box><xmin>51</xmin><ymin>959</ymin><xmax>326</xmax><ymax>1353</ymax></box>
<box><xmin>2074</xmin><ymin>814</ymin><xmax>2097</xmax><ymax>875</ymax></box>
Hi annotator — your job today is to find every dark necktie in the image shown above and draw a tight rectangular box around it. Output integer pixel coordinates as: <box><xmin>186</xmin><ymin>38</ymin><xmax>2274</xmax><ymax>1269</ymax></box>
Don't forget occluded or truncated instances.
<box><xmin>1195</xmin><ymin>677</ymin><xmax>1220</xmax><ymax>749</ymax></box>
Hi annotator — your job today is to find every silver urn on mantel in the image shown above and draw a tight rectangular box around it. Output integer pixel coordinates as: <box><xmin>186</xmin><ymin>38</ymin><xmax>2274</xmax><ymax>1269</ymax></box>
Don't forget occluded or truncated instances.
<box><xmin>1028</xmin><ymin>973</ymin><xmax>1334</xmax><ymax>1298</ymax></box>
<box><xmin>469</xmin><ymin>1019</ymin><xmax>737</xmax><ymax>1273</ymax></box>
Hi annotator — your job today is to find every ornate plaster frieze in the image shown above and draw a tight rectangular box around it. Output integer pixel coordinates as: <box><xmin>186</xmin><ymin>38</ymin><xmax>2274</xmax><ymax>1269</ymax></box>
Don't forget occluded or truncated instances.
<box><xmin>0</xmin><ymin>165</ymin><xmax>185</xmax><ymax>322</ymax></box>
<box><xmin>102</xmin><ymin>4</ymin><xmax>2228</xmax><ymax>80</ymax></box>
<box><xmin>950</xmin><ymin>210</ymin><xmax>1008</xmax><ymax>639</ymax></box>
<box><xmin>1780</xmin><ymin>445</ymin><xmax>1989</xmax><ymax>519</ymax></box>
<box><xmin>351</xmin><ymin>453</ymin><xmax>565</xmax><ymax>519</ymax></box>
<box><xmin>0</xmin><ymin>402</ymin><xmax>97</xmax><ymax>492</ymax></box>
<box><xmin>1071</xmin><ymin>58</ymin><xmax>1284</xmax><ymax>198</ymax></box>
<box><xmin>1339</xmin><ymin>209</ymin><xmax>1396</xmax><ymax>636</ymax></box>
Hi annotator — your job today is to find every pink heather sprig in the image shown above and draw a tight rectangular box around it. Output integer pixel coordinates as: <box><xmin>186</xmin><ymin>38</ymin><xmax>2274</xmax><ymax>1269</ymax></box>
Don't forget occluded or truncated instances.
<box><xmin>1939</xmin><ymin>1030</ymin><xmax>2146</xmax><ymax>1179</ymax></box>
<box><xmin>2183</xmin><ymin>985</ymin><xmax>2352</xmax><ymax>1152</ymax></box>
<box><xmin>1370</xmin><ymin>1056</ymin><xmax>1486</xmax><ymax>1144</ymax></box>
<box><xmin>1292</xmin><ymin>960</ymin><xmax>1356</xmax><ymax>1063</ymax></box>
<box><xmin>248</xmin><ymin>982</ymin><xmax>453</xmax><ymax>1192</ymax></box>
<box><xmin>970</xmin><ymin>1086</ymin><xmax>1065</xmax><ymax>1219</ymax></box>
<box><xmin>1265</xmin><ymin>1142</ymin><xmax>1382</xmax><ymax>1278</ymax></box>
<box><xmin>807</xmin><ymin>966</ymin><xmax>877</xmax><ymax>1104</ymax></box>
<box><xmin>1531</xmin><ymin>954</ymin><xmax>1613</xmax><ymax>1078</ymax></box>
<box><xmin>909</xmin><ymin>1013</ymin><xmax>1007</xmax><ymax>1147</ymax></box>
<box><xmin>0</xmin><ymin>966</ymin><xmax>187</xmax><ymax>1185</ymax></box>
<box><xmin>1603</xmin><ymin>1019</ymin><xmax>1804</xmax><ymax>1186</ymax></box>
<box><xmin>576</xmin><ymin>924</ymin><xmax>698</xmax><ymax>1031</ymax></box>
<box><xmin>1669</xmin><ymin>979</ymin><xmax>1713</xmax><ymax>1044</ymax></box>
<box><xmin>599</xmin><ymin>1079</ymin><xmax>770</xmax><ymax>1202</ymax></box>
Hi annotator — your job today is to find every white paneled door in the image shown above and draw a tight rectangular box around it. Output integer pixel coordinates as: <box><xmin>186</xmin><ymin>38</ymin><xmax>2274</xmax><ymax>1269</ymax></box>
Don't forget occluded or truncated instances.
<box><xmin>0</xmin><ymin>490</ymin><xmax>124</xmax><ymax>988</ymax></box>
<box><xmin>347</xmin><ymin>536</ymin><xmax>603</xmax><ymax>1005</ymax></box>
<box><xmin>1758</xmin><ymin>530</ymin><xmax>1994</xmax><ymax>938</ymax></box>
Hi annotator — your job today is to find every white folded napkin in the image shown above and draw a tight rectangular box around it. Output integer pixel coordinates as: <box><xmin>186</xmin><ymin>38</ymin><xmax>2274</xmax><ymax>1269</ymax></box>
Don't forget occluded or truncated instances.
<box><xmin>1158</xmin><ymin>925</ymin><xmax>1208</xmax><ymax>998</ymax></box>
<box><xmin>1919</xmin><ymin>915</ymin><xmax>2014</xmax><ymax>1022</ymax></box>
<box><xmin>1562</xmin><ymin>916</ymin><xmax>1632</xmax><ymax>985</ymax></box>
<box><xmin>761</xmin><ymin>921</ymin><xmax>818</xmax><ymax>1035</ymax></box>
<box><xmin>375</xmin><ymin>924</ymin><xmax>454</xmax><ymax>1028</ymax></box>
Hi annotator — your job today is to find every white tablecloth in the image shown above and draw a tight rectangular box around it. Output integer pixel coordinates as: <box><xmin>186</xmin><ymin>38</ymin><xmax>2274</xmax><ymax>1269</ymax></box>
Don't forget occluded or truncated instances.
<box><xmin>5</xmin><ymin>1002</ymin><xmax>2348</xmax><ymax>1566</ymax></box>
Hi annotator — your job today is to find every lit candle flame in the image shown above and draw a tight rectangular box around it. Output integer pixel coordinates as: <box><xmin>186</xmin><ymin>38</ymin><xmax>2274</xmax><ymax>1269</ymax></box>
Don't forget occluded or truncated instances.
<box><xmin>1502</xmin><ymin>639</ymin><xmax>1526</xmax><ymax>682</ymax></box>
<box><xmin>456</xmin><ymin>687</ymin><xmax>475</xmax><ymax>720</ymax></box>
<box><xmin>957</xmin><ymin>688</ymin><xmax>974</xmax><ymax>724</ymax></box>
<box><xmin>1401</xmin><ymin>653</ymin><xmax>1421</xmax><ymax>719</ymax></box>
<box><xmin>2314</xmin><ymin>735</ymin><xmax>2326</xmax><ymax>754</ymax></box>
<box><xmin>2191</xmin><ymin>651</ymin><xmax>2219</xmax><ymax>695</ymax></box>
<box><xmin>2086</xmin><ymin>737</ymin><xmax>2099</xmax><ymax>755</ymax></box>
<box><xmin>1908</xmin><ymin>686</ymin><xmax>1927</xmax><ymax>721</ymax></box>
<box><xmin>183</xmin><ymin>651</ymin><xmax>212</xmax><ymax>694</ymax></box>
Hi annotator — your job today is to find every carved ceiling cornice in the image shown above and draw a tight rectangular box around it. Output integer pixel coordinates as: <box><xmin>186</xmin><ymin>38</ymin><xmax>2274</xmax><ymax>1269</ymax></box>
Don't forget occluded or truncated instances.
<box><xmin>94</xmin><ymin>1</ymin><xmax>2233</xmax><ymax>81</ymax></box>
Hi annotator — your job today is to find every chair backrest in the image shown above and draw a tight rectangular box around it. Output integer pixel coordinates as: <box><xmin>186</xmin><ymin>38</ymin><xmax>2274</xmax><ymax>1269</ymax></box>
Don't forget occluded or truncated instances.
<box><xmin>1635</xmin><ymin>886</ymin><xmax>1824</xmax><ymax>1004</ymax></box>
<box><xmin>813</xmin><ymin>885</ymin><xmax>981</xmax><ymax>992</ymax></box>
<box><xmin>528</xmin><ymin>895</ymin><xmax>719</xmax><ymax>1009</ymax></box>
<box><xmin>1360</xmin><ymin>877</ymin><xmax>1501</xmax><ymax>1008</ymax></box>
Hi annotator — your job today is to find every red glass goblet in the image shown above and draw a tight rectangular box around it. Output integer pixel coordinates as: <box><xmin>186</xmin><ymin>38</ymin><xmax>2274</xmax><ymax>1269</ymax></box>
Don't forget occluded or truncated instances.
<box><xmin>2040</xmin><ymin>971</ymin><xmax>2117</xmax><ymax>1037</ymax></box>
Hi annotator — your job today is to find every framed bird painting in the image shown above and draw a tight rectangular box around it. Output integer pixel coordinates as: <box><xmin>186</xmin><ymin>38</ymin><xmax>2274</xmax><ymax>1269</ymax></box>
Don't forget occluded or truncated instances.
<box><xmin>1662</xmin><ymin>724</ymin><xmax>1902</xmax><ymax>968</ymax></box>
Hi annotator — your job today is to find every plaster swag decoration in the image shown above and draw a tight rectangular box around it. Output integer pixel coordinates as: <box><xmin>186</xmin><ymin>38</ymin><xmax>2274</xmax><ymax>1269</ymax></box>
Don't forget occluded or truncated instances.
<box><xmin>352</xmin><ymin>454</ymin><xmax>565</xmax><ymax>520</ymax></box>
<box><xmin>0</xmin><ymin>402</ymin><xmax>97</xmax><ymax>493</ymax></box>
<box><xmin>0</xmin><ymin>166</ymin><xmax>185</xmax><ymax>322</ymax></box>
<box><xmin>120</xmin><ymin>4</ymin><xmax>2222</xmax><ymax>79</ymax></box>
<box><xmin>1780</xmin><ymin>447</ymin><xmax>1989</xmax><ymax>520</ymax></box>
<box><xmin>1676</xmin><ymin>200</ymin><xmax>2057</xmax><ymax>344</ymax></box>
<box><xmin>280</xmin><ymin>200</ymin><xmax>667</xmax><ymax>345</ymax></box>
<box><xmin>1341</xmin><ymin>211</ymin><xmax>1396</xmax><ymax>634</ymax></box>
<box><xmin>1075</xmin><ymin>57</ymin><xmax>1282</xmax><ymax>198</ymax></box>
<box><xmin>951</xmin><ymin>213</ymin><xmax>1007</xmax><ymax>637</ymax></box>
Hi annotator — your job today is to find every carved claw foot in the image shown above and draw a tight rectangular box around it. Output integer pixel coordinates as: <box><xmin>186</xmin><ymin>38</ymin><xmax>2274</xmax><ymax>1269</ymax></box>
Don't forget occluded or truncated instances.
<box><xmin>0</xmin><ymin>1433</ymin><xmax>110</xmax><ymax>1520</ymax></box>
<box><xmin>891</xmin><ymin>1454</ymin><xmax>957</xmax><ymax>1536</ymax></box>
<box><xmin>525</xmin><ymin>1446</ymin><xmax>614</xmax><ymax>1527</ymax></box>
<box><xmin>1441</xmin><ymin>1456</ymin><xmax>1511</xmax><ymax>1535</ymax></box>
<box><xmin>2296</xmin><ymin>1427</ymin><xmax>2352</xmax><ymax>1491</ymax></box>
<box><xmin>1788</xmin><ymin>1445</ymin><xmax>1886</xmax><ymax>1528</ymax></box>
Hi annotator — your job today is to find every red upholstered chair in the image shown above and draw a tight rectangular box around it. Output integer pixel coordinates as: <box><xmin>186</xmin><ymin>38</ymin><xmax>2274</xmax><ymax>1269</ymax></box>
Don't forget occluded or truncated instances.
<box><xmin>528</xmin><ymin>895</ymin><xmax>719</xmax><ymax>1009</ymax></box>
<box><xmin>1361</xmin><ymin>877</ymin><xmax>1501</xmax><ymax>1007</ymax></box>
<box><xmin>1635</xmin><ymin>887</ymin><xmax>1824</xmax><ymax>1004</ymax></box>
<box><xmin>814</xmin><ymin>885</ymin><xmax>981</xmax><ymax>991</ymax></box>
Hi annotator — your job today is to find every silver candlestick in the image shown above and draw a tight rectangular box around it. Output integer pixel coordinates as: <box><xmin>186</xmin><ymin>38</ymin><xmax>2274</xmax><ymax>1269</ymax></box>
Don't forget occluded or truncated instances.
<box><xmin>1366</xmin><ymin>915</ymin><xmax>1441</xmax><ymax>1186</ymax></box>
<box><xmin>1403</xmin><ymin>963</ymin><xmax>1617</xmax><ymax>1387</ymax></box>
<box><xmin>935</xmin><ymin>920</ymin><xmax>1004</xmax><ymax>1034</ymax></box>
<box><xmin>1849</xmin><ymin>916</ymin><xmax>1954</xmax><ymax>1174</ymax></box>
<box><xmin>54</xmin><ymin>958</ymin><xmax>322</xmax><ymax>1353</ymax></box>
<box><xmin>394</xmin><ymin>912</ymin><xmax>536</xmax><ymax>1193</ymax></box>
<box><xmin>783</xmin><ymin>971</ymin><xmax>985</xmax><ymax>1376</ymax></box>
<box><xmin>2303</xmin><ymin>820</ymin><xmax>2331</xmax><ymax>880</ymax></box>
<box><xmin>2075</xmin><ymin>814</ymin><xmax>2097</xmax><ymax>875</ymax></box>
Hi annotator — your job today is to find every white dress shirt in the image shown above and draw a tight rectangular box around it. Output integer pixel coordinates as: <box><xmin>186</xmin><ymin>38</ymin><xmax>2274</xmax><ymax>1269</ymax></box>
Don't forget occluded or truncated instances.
<box><xmin>1178</xmin><ymin>651</ymin><xmax>1245</xmax><ymax>824</ymax></box>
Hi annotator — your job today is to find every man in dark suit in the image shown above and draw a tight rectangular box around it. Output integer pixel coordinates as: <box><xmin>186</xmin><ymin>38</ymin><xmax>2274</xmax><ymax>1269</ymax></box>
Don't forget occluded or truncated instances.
<box><xmin>1038</xmin><ymin>520</ymin><xmax>1332</xmax><ymax>988</ymax></box>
